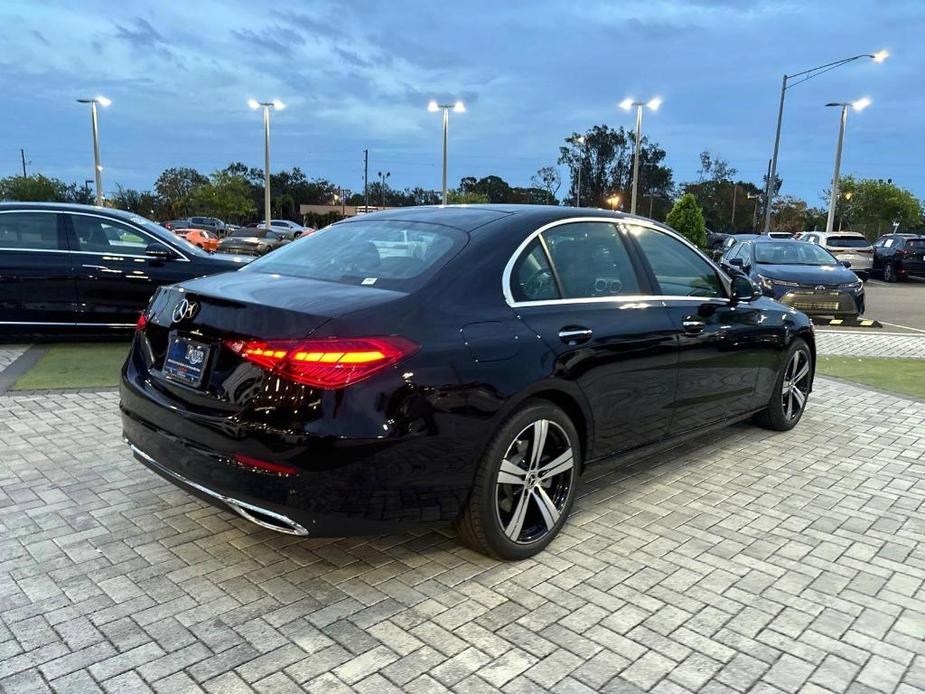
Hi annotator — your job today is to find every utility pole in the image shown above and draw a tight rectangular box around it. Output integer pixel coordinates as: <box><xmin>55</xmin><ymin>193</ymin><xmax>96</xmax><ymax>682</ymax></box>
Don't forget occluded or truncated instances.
<box><xmin>363</xmin><ymin>149</ymin><xmax>369</xmax><ymax>212</ymax></box>
<box><xmin>20</xmin><ymin>149</ymin><xmax>27</xmax><ymax>177</ymax></box>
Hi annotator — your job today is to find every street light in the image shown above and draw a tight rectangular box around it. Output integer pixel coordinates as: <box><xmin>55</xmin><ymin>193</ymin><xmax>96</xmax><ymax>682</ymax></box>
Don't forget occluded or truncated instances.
<box><xmin>607</xmin><ymin>194</ymin><xmax>622</xmax><ymax>211</ymax></box>
<box><xmin>575</xmin><ymin>136</ymin><xmax>585</xmax><ymax>207</ymax></box>
<box><xmin>76</xmin><ymin>96</ymin><xmax>111</xmax><ymax>205</ymax></box>
<box><xmin>428</xmin><ymin>100</ymin><xmax>465</xmax><ymax>205</ymax></box>
<box><xmin>620</xmin><ymin>97</ymin><xmax>661</xmax><ymax>215</ymax></box>
<box><xmin>249</xmin><ymin>99</ymin><xmax>285</xmax><ymax>230</ymax></box>
<box><xmin>378</xmin><ymin>171</ymin><xmax>391</xmax><ymax>208</ymax></box>
<box><xmin>761</xmin><ymin>50</ymin><xmax>888</xmax><ymax>233</ymax></box>
<box><xmin>824</xmin><ymin>98</ymin><xmax>871</xmax><ymax>233</ymax></box>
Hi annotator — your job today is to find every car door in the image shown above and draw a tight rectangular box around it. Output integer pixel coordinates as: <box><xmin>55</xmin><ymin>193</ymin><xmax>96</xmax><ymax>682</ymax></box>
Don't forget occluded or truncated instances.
<box><xmin>65</xmin><ymin>212</ymin><xmax>191</xmax><ymax>326</ymax></box>
<box><xmin>508</xmin><ymin>219</ymin><xmax>679</xmax><ymax>457</ymax></box>
<box><xmin>624</xmin><ymin>222</ymin><xmax>769</xmax><ymax>434</ymax></box>
<box><xmin>0</xmin><ymin>210</ymin><xmax>78</xmax><ymax>326</ymax></box>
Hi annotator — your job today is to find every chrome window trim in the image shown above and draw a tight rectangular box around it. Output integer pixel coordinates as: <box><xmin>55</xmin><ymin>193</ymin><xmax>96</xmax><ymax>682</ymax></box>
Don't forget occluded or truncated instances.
<box><xmin>502</xmin><ymin>216</ymin><xmax>731</xmax><ymax>308</ymax></box>
<box><xmin>0</xmin><ymin>321</ymin><xmax>136</xmax><ymax>327</ymax></box>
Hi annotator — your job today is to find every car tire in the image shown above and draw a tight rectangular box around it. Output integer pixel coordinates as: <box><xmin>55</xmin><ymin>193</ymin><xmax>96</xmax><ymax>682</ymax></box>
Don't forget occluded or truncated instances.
<box><xmin>754</xmin><ymin>338</ymin><xmax>813</xmax><ymax>432</ymax></box>
<box><xmin>883</xmin><ymin>263</ymin><xmax>897</xmax><ymax>282</ymax></box>
<box><xmin>455</xmin><ymin>401</ymin><xmax>580</xmax><ymax>560</ymax></box>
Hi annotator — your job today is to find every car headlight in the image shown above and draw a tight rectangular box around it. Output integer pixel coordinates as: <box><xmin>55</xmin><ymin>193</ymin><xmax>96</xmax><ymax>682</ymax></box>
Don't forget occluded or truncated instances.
<box><xmin>757</xmin><ymin>275</ymin><xmax>799</xmax><ymax>291</ymax></box>
<box><xmin>838</xmin><ymin>280</ymin><xmax>863</xmax><ymax>290</ymax></box>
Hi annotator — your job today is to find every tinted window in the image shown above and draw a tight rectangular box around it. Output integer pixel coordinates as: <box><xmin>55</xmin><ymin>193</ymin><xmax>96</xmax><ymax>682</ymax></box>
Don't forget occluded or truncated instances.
<box><xmin>243</xmin><ymin>220</ymin><xmax>464</xmax><ymax>291</ymax></box>
<box><xmin>542</xmin><ymin>222</ymin><xmax>641</xmax><ymax>298</ymax></box>
<box><xmin>733</xmin><ymin>243</ymin><xmax>752</xmax><ymax>264</ymax></box>
<box><xmin>826</xmin><ymin>236</ymin><xmax>870</xmax><ymax>248</ymax></box>
<box><xmin>755</xmin><ymin>242</ymin><xmax>837</xmax><ymax>265</ymax></box>
<box><xmin>511</xmin><ymin>239</ymin><xmax>558</xmax><ymax>302</ymax></box>
<box><xmin>630</xmin><ymin>226</ymin><xmax>724</xmax><ymax>298</ymax></box>
<box><xmin>908</xmin><ymin>239</ymin><xmax>925</xmax><ymax>248</ymax></box>
<box><xmin>0</xmin><ymin>212</ymin><xmax>61</xmax><ymax>250</ymax></box>
<box><xmin>70</xmin><ymin>215</ymin><xmax>148</xmax><ymax>253</ymax></box>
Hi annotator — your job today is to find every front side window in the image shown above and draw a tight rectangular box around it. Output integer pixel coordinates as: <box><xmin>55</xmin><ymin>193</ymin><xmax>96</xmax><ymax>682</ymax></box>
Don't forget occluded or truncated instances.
<box><xmin>243</xmin><ymin>219</ymin><xmax>464</xmax><ymax>291</ymax></box>
<box><xmin>542</xmin><ymin>222</ymin><xmax>641</xmax><ymax>298</ymax></box>
<box><xmin>0</xmin><ymin>212</ymin><xmax>61</xmax><ymax>250</ymax></box>
<box><xmin>70</xmin><ymin>215</ymin><xmax>148</xmax><ymax>254</ymax></box>
<box><xmin>629</xmin><ymin>225</ymin><xmax>724</xmax><ymax>298</ymax></box>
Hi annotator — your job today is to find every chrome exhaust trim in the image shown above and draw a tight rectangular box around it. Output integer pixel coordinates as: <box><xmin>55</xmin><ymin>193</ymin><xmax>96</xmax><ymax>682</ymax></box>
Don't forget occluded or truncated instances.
<box><xmin>127</xmin><ymin>441</ymin><xmax>310</xmax><ymax>536</ymax></box>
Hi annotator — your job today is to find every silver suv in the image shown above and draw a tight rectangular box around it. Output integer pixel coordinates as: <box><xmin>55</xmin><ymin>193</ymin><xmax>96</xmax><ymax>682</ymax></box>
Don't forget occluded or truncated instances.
<box><xmin>801</xmin><ymin>231</ymin><xmax>873</xmax><ymax>277</ymax></box>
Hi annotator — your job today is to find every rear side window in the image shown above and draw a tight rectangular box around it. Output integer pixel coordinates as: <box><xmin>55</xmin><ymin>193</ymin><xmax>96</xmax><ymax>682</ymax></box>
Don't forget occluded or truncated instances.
<box><xmin>243</xmin><ymin>219</ymin><xmax>465</xmax><ymax>291</ymax></box>
<box><xmin>908</xmin><ymin>239</ymin><xmax>925</xmax><ymax>248</ymax></box>
<box><xmin>0</xmin><ymin>212</ymin><xmax>61</xmax><ymax>250</ymax></box>
<box><xmin>511</xmin><ymin>239</ymin><xmax>558</xmax><ymax>302</ymax></box>
<box><xmin>826</xmin><ymin>236</ymin><xmax>870</xmax><ymax>248</ymax></box>
<box><xmin>629</xmin><ymin>225</ymin><xmax>724</xmax><ymax>298</ymax></box>
<box><xmin>542</xmin><ymin>222</ymin><xmax>641</xmax><ymax>298</ymax></box>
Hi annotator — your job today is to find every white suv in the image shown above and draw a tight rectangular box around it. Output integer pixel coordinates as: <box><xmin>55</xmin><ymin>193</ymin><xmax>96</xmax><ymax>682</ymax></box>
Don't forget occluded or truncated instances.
<box><xmin>801</xmin><ymin>231</ymin><xmax>873</xmax><ymax>277</ymax></box>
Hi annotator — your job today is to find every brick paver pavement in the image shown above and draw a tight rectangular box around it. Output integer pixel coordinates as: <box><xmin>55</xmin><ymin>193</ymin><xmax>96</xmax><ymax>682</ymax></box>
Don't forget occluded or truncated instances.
<box><xmin>0</xmin><ymin>379</ymin><xmax>923</xmax><ymax>693</ymax></box>
<box><xmin>816</xmin><ymin>331</ymin><xmax>925</xmax><ymax>359</ymax></box>
<box><xmin>0</xmin><ymin>346</ymin><xmax>29</xmax><ymax>373</ymax></box>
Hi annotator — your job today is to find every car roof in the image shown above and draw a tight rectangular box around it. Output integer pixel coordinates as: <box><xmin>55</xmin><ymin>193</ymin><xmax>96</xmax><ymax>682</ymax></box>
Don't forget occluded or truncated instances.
<box><xmin>337</xmin><ymin>204</ymin><xmax>669</xmax><ymax>235</ymax></box>
<box><xmin>0</xmin><ymin>201</ymin><xmax>164</xmax><ymax>225</ymax></box>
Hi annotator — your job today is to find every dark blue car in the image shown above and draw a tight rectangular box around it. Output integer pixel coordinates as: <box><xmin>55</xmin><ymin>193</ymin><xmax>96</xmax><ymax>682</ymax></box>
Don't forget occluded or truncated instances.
<box><xmin>720</xmin><ymin>236</ymin><xmax>864</xmax><ymax>317</ymax></box>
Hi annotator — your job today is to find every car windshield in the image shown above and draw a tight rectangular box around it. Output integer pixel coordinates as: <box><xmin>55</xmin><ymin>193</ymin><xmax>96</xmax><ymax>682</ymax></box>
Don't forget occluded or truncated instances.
<box><xmin>242</xmin><ymin>219</ymin><xmax>466</xmax><ymax>291</ymax></box>
<box><xmin>754</xmin><ymin>241</ymin><xmax>838</xmax><ymax>266</ymax></box>
<box><xmin>826</xmin><ymin>236</ymin><xmax>870</xmax><ymax>248</ymax></box>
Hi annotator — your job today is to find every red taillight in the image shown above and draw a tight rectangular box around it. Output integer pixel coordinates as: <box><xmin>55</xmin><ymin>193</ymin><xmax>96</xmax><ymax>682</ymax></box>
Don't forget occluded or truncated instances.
<box><xmin>233</xmin><ymin>453</ymin><xmax>298</xmax><ymax>476</ymax></box>
<box><xmin>226</xmin><ymin>336</ymin><xmax>418</xmax><ymax>389</ymax></box>
<box><xmin>135</xmin><ymin>313</ymin><xmax>147</xmax><ymax>331</ymax></box>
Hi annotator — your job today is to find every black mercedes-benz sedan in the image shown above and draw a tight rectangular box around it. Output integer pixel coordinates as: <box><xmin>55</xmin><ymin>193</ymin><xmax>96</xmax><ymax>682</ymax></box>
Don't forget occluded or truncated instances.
<box><xmin>0</xmin><ymin>202</ymin><xmax>250</xmax><ymax>332</ymax></box>
<box><xmin>122</xmin><ymin>205</ymin><xmax>815</xmax><ymax>560</ymax></box>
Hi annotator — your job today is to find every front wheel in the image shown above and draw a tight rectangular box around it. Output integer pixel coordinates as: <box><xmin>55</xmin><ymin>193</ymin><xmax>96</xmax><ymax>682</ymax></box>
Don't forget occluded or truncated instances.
<box><xmin>754</xmin><ymin>338</ymin><xmax>813</xmax><ymax>431</ymax></box>
<box><xmin>456</xmin><ymin>401</ymin><xmax>579</xmax><ymax>560</ymax></box>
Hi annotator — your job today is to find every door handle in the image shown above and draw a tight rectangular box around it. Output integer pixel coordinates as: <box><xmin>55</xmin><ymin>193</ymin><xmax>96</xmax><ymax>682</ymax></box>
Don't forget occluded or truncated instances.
<box><xmin>681</xmin><ymin>317</ymin><xmax>705</xmax><ymax>334</ymax></box>
<box><xmin>559</xmin><ymin>326</ymin><xmax>593</xmax><ymax>344</ymax></box>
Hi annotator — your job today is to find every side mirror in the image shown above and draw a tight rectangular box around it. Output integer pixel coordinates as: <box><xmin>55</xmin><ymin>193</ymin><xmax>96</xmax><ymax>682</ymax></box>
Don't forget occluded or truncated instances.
<box><xmin>731</xmin><ymin>275</ymin><xmax>760</xmax><ymax>303</ymax></box>
<box><xmin>729</xmin><ymin>257</ymin><xmax>744</xmax><ymax>267</ymax></box>
<box><xmin>840</xmin><ymin>260</ymin><xmax>852</xmax><ymax>268</ymax></box>
<box><xmin>145</xmin><ymin>242</ymin><xmax>179</xmax><ymax>261</ymax></box>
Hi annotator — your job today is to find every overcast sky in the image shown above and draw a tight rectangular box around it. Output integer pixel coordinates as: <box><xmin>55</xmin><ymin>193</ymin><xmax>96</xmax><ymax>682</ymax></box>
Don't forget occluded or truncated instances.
<box><xmin>1</xmin><ymin>0</ymin><xmax>922</xmax><ymax>206</ymax></box>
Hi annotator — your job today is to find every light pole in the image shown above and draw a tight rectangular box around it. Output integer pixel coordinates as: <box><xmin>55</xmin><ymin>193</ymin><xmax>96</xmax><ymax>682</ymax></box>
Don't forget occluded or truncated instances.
<box><xmin>839</xmin><ymin>191</ymin><xmax>854</xmax><ymax>231</ymax></box>
<box><xmin>428</xmin><ymin>100</ymin><xmax>465</xmax><ymax>205</ymax></box>
<box><xmin>378</xmin><ymin>171</ymin><xmax>390</xmax><ymax>208</ymax></box>
<box><xmin>825</xmin><ymin>98</ymin><xmax>870</xmax><ymax>233</ymax></box>
<box><xmin>747</xmin><ymin>192</ymin><xmax>762</xmax><ymax>232</ymax></box>
<box><xmin>620</xmin><ymin>97</ymin><xmax>662</xmax><ymax>215</ymax></box>
<box><xmin>76</xmin><ymin>96</ymin><xmax>111</xmax><ymax>206</ymax></box>
<box><xmin>762</xmin><ymin>49</ymin><xmax>887</xmax><ymax>233</ymax></box>
<box><xmin>575</xmin><ymin>135</ymin><xmax>585</xmax><ymax>207</ymax></box>
<box><xmin>248</xmin><ymin>99</ymin><xmax>285</xmax><ymax>229</ymax></box>
<box><xmin>607</xmin><ymin>194</ymin><xmax>622</xmax><ymax>211</ymax></box>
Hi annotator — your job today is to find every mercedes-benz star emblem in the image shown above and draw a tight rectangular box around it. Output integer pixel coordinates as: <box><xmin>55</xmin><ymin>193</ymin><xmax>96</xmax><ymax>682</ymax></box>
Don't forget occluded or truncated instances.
<box><xmin>814</xmin><ymin>285</ymin><xmax>826</xmax><ymax>292</ymax></box>
<box><xmin>172</xmin><ymin>298</ymin><xmax>198</xmax><ymax>323</ymax></box>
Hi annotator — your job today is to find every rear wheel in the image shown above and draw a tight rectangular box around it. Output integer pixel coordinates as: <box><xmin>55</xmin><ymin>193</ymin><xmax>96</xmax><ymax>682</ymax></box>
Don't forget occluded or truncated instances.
<box><xmin>883</xmin><ymin>263</ymin><xmax>897</xmax><ymax>282</ymax></box>
<box><xmin>754</xmin><ymin>338</ymin><xmax>812</xmax><ymax>431</ymax></box>
<box><xmin>456</xmin><ymin>401</ymin><xmax>579</xmax><ymax>560</ymax></box>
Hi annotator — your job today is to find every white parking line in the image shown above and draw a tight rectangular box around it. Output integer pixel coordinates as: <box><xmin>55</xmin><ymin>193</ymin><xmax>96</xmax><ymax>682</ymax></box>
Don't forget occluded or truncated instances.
<box><xmin>879</xmin><ymin>321</ymin><xmax>925</xmax><ymax>334</ymax></box>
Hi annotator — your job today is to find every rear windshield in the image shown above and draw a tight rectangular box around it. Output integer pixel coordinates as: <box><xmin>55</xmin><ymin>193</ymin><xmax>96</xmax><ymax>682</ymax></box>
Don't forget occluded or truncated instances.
<box><xmin>827</xmin><ymin>236</ymin><xmax>870</xmax><ymax>248</ymax></box>
<box><xmin>755</xmin><ymin>242</ymin><xmax>837</xmax><ymax>265</ymax></box>
<box><xmin>242</xmin><ymin>219</ymin><xmax>466</xmax><ymax>291</ymax></box>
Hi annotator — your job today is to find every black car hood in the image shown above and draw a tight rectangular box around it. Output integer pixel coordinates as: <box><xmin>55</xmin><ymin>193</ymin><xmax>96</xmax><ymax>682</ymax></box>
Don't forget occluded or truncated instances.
<box><xmin>754</xmin><ymin>263</ymin><xmax>856</xmax><ymax>284</ymax></box>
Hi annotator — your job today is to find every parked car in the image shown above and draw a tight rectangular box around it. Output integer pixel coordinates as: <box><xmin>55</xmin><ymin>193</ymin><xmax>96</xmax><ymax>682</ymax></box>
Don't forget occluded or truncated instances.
<box><xmin>297</xmin><ymin>227</ymin><xmax>318</xmax><ymax>239</ymax></box>
<box><xmin>720</xmin><ymin>235</ymin><xmax>864</xmax><ymax>317</ymax></box>
<box><xmin>0</xmin><ymin>202</ymin><xmax>249</xmax><ymax>331</ymax></box>
<box><xmin>216</xmin><ymin>227</ymin><xmax>287</xmax><ymax>256</ymax></box>
<box><xmin>175</xmin><ymin>228</ymin><xmax>219</xmax><ymax>253</ymax></box>
<box><xmin>161</xmin><ymin>219</ymin><xmax>191</xmax><ymax>231</ymax></box>
<box><xmin>872</xmin><ymin>233</ymin><xmax>925</xmax><ymax>282</ymax></box>
<box><xmin>706</xmin><ymin>229</ymin><xmax>730</xmax><ymax>250</ymax></box>
<box><xmin>801</xmin><ymin>231</ymin><xmax>873</xmax><ymax>279</ymax></box>
<box><xmin>188</xmin><ymin>216</ymin><xmax>227</xmax><ymax>237</ymax></box>
<box><xmin>122</xmin><ymin>205</ymin><xmax>815</xmax><ymax>560</ymax></box>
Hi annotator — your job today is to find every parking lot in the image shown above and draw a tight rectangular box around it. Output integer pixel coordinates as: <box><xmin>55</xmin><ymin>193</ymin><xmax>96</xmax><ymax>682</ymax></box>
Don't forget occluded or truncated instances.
<box><xmin>1</xmin><ymin>324</ymin><xmax>924</xmax><ymax>693</ymax></box>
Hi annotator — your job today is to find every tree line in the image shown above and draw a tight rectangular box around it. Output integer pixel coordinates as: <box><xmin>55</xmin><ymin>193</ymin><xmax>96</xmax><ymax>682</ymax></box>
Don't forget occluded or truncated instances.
<box><xmin>2</xmin><ymin>122</ymin><xmax>921</xmax><ymax>240</ymax></box>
